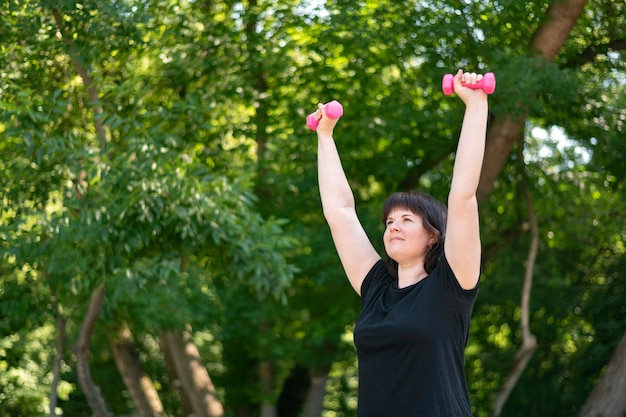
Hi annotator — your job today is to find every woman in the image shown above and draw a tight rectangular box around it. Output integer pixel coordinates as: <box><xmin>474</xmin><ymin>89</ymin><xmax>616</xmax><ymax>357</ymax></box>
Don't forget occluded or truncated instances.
<box><xmin>313</xmin><ymin>69</ymin><xmax>488</xmax><ymax>416</ymax></box>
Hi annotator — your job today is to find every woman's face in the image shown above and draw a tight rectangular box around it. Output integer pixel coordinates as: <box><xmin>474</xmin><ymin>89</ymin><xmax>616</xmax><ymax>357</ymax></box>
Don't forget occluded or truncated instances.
<box><xmin>383</xmin><ymin>208</ymin><xmax>435</xmax><ymax>264</ymax></box>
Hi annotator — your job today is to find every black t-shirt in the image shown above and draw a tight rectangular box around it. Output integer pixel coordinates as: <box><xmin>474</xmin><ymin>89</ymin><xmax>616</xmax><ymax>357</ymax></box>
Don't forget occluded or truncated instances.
<box><xmin>354</xmin><ymin>256</ymin><xmax>478</xmax><ymax>417</ymax></box>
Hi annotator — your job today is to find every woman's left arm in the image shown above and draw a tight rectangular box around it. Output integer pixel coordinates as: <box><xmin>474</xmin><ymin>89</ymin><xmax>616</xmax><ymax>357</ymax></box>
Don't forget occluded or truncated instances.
<box><xmin>444</xmin><ymin>70</ymin><xmax>489</xmax><ymax>290</ymax></box>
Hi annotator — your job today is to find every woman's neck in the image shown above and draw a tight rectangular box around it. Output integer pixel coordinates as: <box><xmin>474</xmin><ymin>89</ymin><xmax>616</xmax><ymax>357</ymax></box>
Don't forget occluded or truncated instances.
<box><xmin>397</xmin><ymin>262</ymin><xmax>428</xmax><ymax>288</ymax></box>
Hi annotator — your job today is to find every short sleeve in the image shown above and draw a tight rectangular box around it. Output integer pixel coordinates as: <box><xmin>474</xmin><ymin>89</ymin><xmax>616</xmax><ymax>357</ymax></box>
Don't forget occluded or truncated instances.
<box><xmin>360</xmin><ymin>259</ymin><xmax>392</xmax><ymax>304</ymax></box>
<box><xmin>436</xmin><ymin>254</ymin><xmax>480</xmax><ymax>298</ymax></box>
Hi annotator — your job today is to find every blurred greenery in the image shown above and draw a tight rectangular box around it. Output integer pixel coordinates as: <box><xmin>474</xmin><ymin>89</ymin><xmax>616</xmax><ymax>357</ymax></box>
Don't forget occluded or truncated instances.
<box><xmin>1</xmin><ymin>0</ymin><xmax>625</xmax><ymax>416</ymax></box>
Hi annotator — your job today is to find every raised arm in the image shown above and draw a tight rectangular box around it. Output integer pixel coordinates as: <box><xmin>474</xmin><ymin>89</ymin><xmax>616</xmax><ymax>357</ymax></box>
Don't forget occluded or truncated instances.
<box><xmin>315</xmin><ymin>103</ymin><xmax>380</xmax><ymax>295</ymax></box>
<box><xmin>444</xmin><ymin>70</ymin><xmax>489</xmax><ymax>290</ymax></box>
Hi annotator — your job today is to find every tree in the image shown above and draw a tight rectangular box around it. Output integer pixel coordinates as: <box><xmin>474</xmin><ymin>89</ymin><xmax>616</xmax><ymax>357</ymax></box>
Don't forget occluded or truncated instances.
<box><xmin>2</xmin><ymin>1</ymin><xmax>295</xmax><ymax>416</ymax></box>
<box><xmin>1</xmin><ymin>0</ymin><xmax>625</xmax><ymax>416</ymax></box>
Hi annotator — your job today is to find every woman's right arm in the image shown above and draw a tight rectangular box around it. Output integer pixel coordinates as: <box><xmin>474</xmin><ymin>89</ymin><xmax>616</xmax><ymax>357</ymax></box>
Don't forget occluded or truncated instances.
<box><xmin>315</xmin><ymin>103</ymin><xmax>380</xmax><ymax>295</ymax></box>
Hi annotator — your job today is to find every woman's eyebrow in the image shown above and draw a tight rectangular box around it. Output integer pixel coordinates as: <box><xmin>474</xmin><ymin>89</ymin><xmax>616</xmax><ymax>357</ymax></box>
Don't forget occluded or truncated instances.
<box><xmin>387</xmin><ymin>212</ymin><xmax>415</xmax><ymax>220</ymax></box>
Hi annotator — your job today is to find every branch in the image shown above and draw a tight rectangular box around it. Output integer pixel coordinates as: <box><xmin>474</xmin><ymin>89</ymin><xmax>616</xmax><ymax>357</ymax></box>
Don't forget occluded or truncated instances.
<box><xmin>75</xmin><ymin>285</ymin><xmax>112</xmax><ymax>417</ymax></box>
<box><xmin>530</xmin><ymin>0</ymin><xmax>589</xmax><ymax>60</ymax></box>
<box><xmin>520</xmin><ymin>185</ymin><xmax>538</xmax><ymax>346</ymax></box>
<box><xmin>51</xmin><ymin>8</ymin><xmax>108</xmax><ymax>153</ymax></box>
<box><xmin>563</xmin><ymin>38</ymin><xmax>626</xmax><ymax>67</ymax></box>
<box><xmin>49</xmin><ymin>289</ymin><xmax>65</xmax><ymax>417</ymax></box>
<box><xmin>492</xmin><ymin>144</ymin><xmax>539</xmax><ymax>417</ymax></box>
<box><xmin>399</xmin><ymin>143</ymin><xmax>456</xmax><ymax>191</ymax></box>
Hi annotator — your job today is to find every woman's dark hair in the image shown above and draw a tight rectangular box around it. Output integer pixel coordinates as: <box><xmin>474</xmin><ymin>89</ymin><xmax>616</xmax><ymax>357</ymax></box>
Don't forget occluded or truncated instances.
<box><xmin>381</xmin><ymin>190</ymin><xmax>447</xmax><ymax>276</ymax></box>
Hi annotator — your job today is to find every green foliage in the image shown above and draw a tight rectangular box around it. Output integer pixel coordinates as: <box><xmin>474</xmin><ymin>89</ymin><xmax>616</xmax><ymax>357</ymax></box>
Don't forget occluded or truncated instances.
<box><xmin>1</xmin><ymin>0</ymin><xmax>625</xmax><ymax>416</ymax></box>
<box><xmin>469</xmin><ymin>129</ymin><xmax>626</xmax><ymax>417</ymax></box>
<box><xmin>0</xmin><ymin>327</ymin><xmax>52</xmax><ymax>417</ymax></box>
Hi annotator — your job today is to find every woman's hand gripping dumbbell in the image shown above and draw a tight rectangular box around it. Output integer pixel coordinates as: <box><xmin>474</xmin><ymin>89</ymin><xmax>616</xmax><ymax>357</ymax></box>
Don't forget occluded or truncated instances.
<box><xmin>442</xmin><ymin>72</ymin><xmax>496</xmax><ymax>95</ymax></box>
<box><xmin>306</xmin><ymin>100</ymin><xmax>344</xmax><ymax>131</ymax></box>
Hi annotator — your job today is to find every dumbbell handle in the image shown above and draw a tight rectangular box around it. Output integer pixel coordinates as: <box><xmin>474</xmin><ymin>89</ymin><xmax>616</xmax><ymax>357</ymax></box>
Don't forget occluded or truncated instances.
<box><xmin>442</xmin><ymin>72</ymin><xmax>496</xmax><ymax>95</ymax></box>
<box><xmin>306</xmin><ymin>100</ymin><xmax>344</xmax><ymax>131</ymax></box>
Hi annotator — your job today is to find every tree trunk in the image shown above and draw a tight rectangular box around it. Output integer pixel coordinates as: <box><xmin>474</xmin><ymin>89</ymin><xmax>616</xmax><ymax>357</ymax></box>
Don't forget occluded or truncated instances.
<box><xmin>304</xmin><ymin>370</ymin><xmax>330</xmax><ymax>417</ymax></box>
<box><xmin>161</xmin><ymin>335</ymin><xmax>195</xmax><ymax>417</ymax></box>
<box><xmin>477</xmin><ymin>117</ymin><xmax>525</xmax><ymax>202</ymax></box>
<box><xmin>530</xmin><ymin>0</ymin><xmax>590</xmax><ymax>60</ymax></box>
<box><xmin>75</xmin><ymin>285</ymin><xmax>112</xmax><ymax>417</ymax></box>
<box><xmin>160</xmin><ymin>328</ymin><xmax>224</xmax><ymax>417</ymax></box>
<box><xmin>259</xmin><ymin>359</ymin><xmax>277</xmax><ymax>417</ymax></box>
<box><xmin>578</xmin><ymin>331</ymin><xmax>626</xmax><ymax>417</ymax></box>
<box><xmin>110</xmin><ymin>323</ymin><xmax>166</xmax><ymax>417</ymax></box>
<box><xmin>258</xmin><ymin>318</ymin><xmax>278</xmax><ymax>417</ymax></box>
<box><xmin>49</xmin><ymin>290</ymin><xmax>65</xmax><ymax>417</ymax></box>
<box><xmin>477</xmin><ymin>0</ymin><xmax>589</xmax><ymax>202</ymax></box>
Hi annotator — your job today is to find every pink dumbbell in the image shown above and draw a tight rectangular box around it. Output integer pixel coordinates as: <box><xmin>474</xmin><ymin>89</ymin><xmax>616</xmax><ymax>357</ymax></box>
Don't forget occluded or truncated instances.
<box><xmin>306</xmin><ymin>100</ymin><xmax>344</xmax><ymax>131</ymax></box>
<box><xmin>442</xmin><ymin>72</ymin><xmax>496</xmax><ymax>95</ymax></box>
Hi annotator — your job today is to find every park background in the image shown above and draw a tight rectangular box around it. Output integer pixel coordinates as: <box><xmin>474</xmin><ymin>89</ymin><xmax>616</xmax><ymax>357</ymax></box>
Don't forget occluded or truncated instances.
<box><xmin>1</xmin><ymin>0</ymin><xmax>625</xmax><ymax>416</ymax></box>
